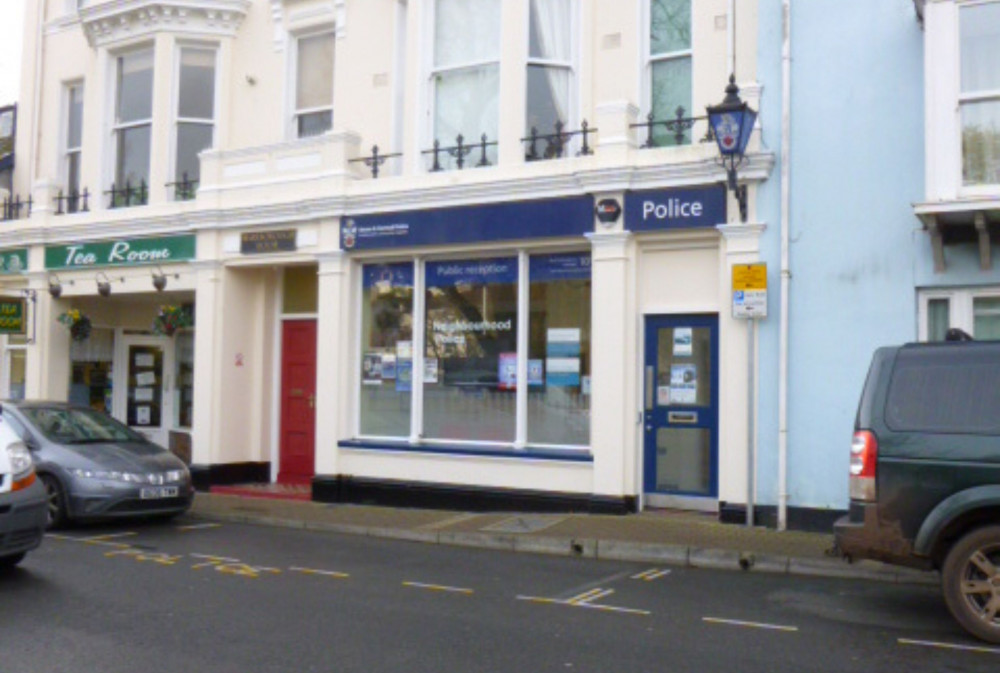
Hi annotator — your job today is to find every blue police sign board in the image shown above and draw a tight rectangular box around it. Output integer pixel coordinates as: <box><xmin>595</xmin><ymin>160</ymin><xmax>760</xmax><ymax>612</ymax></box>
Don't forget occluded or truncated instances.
<box><xmin>341</xmin><ymin>195</ymin><xmax>593</xmax><ymax>251</ymax></box>
<box><xmin>623</xmin><ymin>186</ymin><xmax>727</xmax><ymax>232</ymax></box>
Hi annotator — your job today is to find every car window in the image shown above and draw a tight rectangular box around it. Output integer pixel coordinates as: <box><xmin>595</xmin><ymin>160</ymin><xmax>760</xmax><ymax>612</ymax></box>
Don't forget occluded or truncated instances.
<box><xmin>20</xmin><ymin>408</ymin><xmax>144</xmax><ymax>444</ymax></box>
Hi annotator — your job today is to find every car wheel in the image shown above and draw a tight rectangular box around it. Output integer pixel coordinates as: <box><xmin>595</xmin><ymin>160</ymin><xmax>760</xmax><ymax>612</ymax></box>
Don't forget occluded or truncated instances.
<box><xmin>0</xmin><ymin>552</ymin><xmax>26</xmax><ymax>569</ymax></box>
<box><xmin>40</xmin><ymin>474</ymin><xmax>69</xmax><ymax>529</ymax></box>
<box><xmin>942</xmin><ymin>525</ymin><xmax>1000</xmax><ymax>644</ymax></box>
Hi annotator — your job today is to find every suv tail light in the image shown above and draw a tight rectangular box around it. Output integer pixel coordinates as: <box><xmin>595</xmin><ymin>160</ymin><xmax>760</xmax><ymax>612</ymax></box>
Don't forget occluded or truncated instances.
<box><xmin>849</xmin><ymin>430</ymin><xmax>878</xmax><ymax>501</ymax></box>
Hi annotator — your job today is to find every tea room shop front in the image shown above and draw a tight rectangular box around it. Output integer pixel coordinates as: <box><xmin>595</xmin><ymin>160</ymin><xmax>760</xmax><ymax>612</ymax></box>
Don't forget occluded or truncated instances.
<box><xmin>315</xmin><ymin>187</ymin><xmax>760</xmax><ymax>515</ymax></box>
<box><xmin>37</xmin><ymin>235</ymin><xmax>198</xmax><ymax>462</ymax></box>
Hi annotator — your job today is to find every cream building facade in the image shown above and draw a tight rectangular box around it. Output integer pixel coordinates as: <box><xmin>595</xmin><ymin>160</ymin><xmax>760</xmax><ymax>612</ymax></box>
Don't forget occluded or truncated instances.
<box><xmin>1</xmin><ymin>0</ymin><xmax>772</xmax><ymax>514</ymax></box>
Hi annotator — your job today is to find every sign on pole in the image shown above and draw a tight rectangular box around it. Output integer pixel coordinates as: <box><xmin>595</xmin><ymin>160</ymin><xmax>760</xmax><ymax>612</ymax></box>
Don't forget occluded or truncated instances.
<box><xmin>0</xmin><ymin>298</ymin><xmax>26</xmax><ymax>335</ymax></box>
<box><xmin>732</xmin><ymin>263</ymin><xmax>767</xmax><ymax>319</ymax></box>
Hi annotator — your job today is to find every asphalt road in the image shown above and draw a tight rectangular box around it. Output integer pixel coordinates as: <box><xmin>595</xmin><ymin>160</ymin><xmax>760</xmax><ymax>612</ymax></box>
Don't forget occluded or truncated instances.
<box><xmin>1</xmin><ymin>515</ymin><xmax>997</xmax><ymax>673</ymax></box>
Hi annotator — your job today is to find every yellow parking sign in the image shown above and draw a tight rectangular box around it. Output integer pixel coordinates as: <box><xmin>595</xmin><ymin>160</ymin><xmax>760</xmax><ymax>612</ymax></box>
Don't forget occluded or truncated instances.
<box><xmin>732</xmin><ymin>263</ymin><xmax>767</xmax><ymax>318</ymax></box>
<box><xmin>732</xmin><ymin>264</ymin><xmax>767</xmax><ymax>291</ymax></box>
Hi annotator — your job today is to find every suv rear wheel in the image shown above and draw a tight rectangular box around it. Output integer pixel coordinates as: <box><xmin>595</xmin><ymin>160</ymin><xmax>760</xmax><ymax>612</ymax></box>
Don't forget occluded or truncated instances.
<box><xmin>942</xmin><ymin>525</ymin><xmax>1000</xmax><ymax>644</ymax></box>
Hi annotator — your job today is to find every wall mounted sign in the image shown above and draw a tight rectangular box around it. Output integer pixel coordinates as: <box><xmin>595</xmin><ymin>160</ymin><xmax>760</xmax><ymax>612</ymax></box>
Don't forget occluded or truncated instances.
<box><xmin>0</xmin><ymin>248</ymin><xmax>27</xmax><ymax>274</ymax></box>
<box><xmin>45</xmin><ymin>235</ymin><xmax>196</xmax><ymax>270</ymax></box>
<box><xmin>595</xmin><ymin>198</ymin><xmax>622</xmax><ymax>224</ymax></box>
<box><xmin>0</xmin><ymin>298</ymin><xmax>25</xmax><ymax>335</ymax></box>
<box><xmin>240</xmin><ymin>229</ymin><xmax>297</xmax><ymax>254</ymax></box>
<box><xmin>623</xmin><ymin>186</ymin><xmax>726</xmax><ymax>231</ymax></box>
<box><xmin>341</xmin><ymin>196</ymin><xmax>594</xmax><ymax>251</ymax></box>
<box><xmin>732</xmin><ymin>263</ymin><xmax>768</xmax><ymax>318</ymax></box>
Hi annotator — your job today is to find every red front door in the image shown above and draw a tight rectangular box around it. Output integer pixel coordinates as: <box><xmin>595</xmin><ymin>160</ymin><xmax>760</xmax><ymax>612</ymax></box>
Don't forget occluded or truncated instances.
<box><xmin>279</xmin><ymin>320</ymin><xmax>317</xmax><ymax>484</ymax></box>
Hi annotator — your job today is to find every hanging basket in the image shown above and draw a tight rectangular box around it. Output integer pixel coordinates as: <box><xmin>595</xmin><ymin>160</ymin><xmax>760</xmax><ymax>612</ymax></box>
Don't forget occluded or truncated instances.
<box><xmin>58</xmin><ymin>310</ymin><xmax>92</xmax><ymax>342</ymax></box>
<box><xmin>152</xmin><ymin>304</ymin><xmax>193</xmax><ymax>336</ymax></box>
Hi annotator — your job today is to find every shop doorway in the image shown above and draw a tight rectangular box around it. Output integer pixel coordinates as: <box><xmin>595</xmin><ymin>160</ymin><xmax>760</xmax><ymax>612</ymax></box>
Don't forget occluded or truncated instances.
<box><xmin>278</xmin><ymin>320</ymin><xmax>317</xmax><ymax>484</ymax></box>
<box><xmin>115</xmin><ymin>334</ymin><xmax>174</xmax><ymax>448</ymax></box>
<box><xmin>643</xmin><ymin>314</ymin><xmax>719</xmax><ymax>507</ymax></box>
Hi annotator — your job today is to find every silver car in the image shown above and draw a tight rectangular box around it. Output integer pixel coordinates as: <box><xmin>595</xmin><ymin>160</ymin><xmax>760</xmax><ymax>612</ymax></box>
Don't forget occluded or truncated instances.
<box><xmin>0</xmin><ymin>402</ymin><xmax>194</xmax><ymax>528</ymax></box>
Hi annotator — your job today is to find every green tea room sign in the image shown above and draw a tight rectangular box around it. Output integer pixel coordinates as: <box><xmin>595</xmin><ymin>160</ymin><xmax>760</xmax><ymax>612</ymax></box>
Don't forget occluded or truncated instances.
<box><xmin>45</xmin><ymin>235</ymin><xmax>196</xmax><ymax>269</ymax></box>
<box><xmin>0</xmin><ymin>298</ymin><xmax>25</xmax><ymax>335</ymax></box>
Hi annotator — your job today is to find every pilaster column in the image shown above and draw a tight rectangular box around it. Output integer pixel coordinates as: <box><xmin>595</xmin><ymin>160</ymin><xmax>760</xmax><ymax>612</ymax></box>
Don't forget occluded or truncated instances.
<box><xmin>314</xmin><ymin>248</ymin><xmax>350</xmax><ymax>476</ymax></box>
<box><xmin>190</xmin><ymin>260</ymin><xmax>222</xmax><ymax>467</ymax></box>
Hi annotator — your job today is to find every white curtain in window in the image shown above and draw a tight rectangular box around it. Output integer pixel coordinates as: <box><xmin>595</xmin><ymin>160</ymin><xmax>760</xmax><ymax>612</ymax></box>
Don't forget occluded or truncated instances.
<box><xmin>435</xmin><ymin>66</ymin><xmax>500</xmax><ymax>146</ymax></box>
<box><xmin>435</xmin><ymin>0</ymin><xmax>500</xmax><ymax>67</ymax></box>
<box><xmin>530</xmin><ymin>0</ymin><xmax>572</xmax><ymax>126</ymax></box>
<box><xmin>960</xmin><ymin>3</ymin><xmax>1000</xmax><ymax>94</ymax></box>
<box><xmin>70</xmin><ymin>327</ymin><xmax>114</xmax><ymax>362</ymax></box>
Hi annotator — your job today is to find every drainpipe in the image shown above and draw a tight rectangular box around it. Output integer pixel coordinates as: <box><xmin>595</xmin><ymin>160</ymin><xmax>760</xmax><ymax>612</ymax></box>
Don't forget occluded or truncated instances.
<box><xmin>29</xmin><ymin>0</ymin><xmax>45</xmax><ymax>183</ymax></box>
<box><xmin>778</xmin><ymin>0</ymin><xmax>792</xmax><ymax>531</ymax></box>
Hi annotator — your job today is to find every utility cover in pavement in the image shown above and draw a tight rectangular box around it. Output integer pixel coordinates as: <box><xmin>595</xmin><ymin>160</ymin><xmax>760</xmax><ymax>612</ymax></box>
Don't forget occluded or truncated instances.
<box><xmin>481</xmin><ymin>516</ymin><xmax>566</xmax><ymax>534</ymax></box>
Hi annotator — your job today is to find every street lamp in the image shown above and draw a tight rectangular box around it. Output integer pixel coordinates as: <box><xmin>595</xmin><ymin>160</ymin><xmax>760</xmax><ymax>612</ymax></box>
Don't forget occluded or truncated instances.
<box><xmin>706</xmin><ymin>74</ymin><xmax>757</xmax><ymax>223</ymax></box>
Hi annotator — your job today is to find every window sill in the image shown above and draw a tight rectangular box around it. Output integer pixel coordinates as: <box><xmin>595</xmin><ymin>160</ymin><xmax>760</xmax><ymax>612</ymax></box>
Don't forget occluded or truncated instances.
<box><xmin>338</xmin><ymin>439</ymin><xmax>592</xmax><ymax>463</ymax></box>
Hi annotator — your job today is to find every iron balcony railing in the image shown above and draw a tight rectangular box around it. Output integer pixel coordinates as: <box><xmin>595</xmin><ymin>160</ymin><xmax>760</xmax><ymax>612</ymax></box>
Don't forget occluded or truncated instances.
<box><xmin>422</xmin><ymin>134</ymin><xmax>497</xmax><ymax>172</ymax></box>
<box><xmin>1</xmin><ymin>194</ymin><xmax>32</xmax><ymax>221</ymax></box>
<box><xmin>106</xmin><ymin>180</ymin><xmax>148</xmax><ymax>209</ymax></box>
<box><xmin>166</xmin><ymin>173</ymin><xmax>199</xmax><ymax>201</ymax></box>
<box><xmin>54</xmin><ymin>188</ymin><xmax>90</xmax><ymax>215</ymax></box>
<box><xmin>631</xmin><ymin>107</ymin><xmax>713</xmax><ymax>149</ymax></box>
<box><xmin>350</xmin><ymin>145</ymin><xmax>403</xmax><ymax>179</ymax></box>
<box><xmin>521</xmin><ymin>120</ymin><xmax>596</xmax><ymax>161</ymax></box>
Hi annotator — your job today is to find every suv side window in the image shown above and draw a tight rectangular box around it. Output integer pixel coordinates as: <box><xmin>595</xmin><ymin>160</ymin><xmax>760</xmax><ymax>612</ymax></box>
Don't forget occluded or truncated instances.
<box><xmin>885</xmin><ymin>346</ymin><xmax>1000</xmax><ymax>434</ymax></box>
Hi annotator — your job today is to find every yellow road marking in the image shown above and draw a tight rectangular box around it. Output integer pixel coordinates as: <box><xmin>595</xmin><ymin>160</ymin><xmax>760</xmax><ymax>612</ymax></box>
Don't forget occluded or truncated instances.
<box><xmin>899</xmin><ymin>638</ymin><xmax>1000</xmax><ymax>655</ymax></box>
<box><xmin>290</xmin><ymin>566</ymin><xmax>350</xmax><ymax>579</ymax></box>
<box><xmin>402</xmin><ymin>581</ymin><xmax>474</xmax><ymax>595</ymax></box>
<box><xmin>702</xmin><ymin>617</ymin><xmax>798</xmax><ymax>632</ymax></box>
<box><xmin>45</xmin><ymin>532</ymin><xmax>133</xmax><ymax>548</ymax></box>
<box><xmin>632</xmin><ymin>568</ymin><xmax>672</xmax><ymax>581</ymax></box>
<box><xmin>175</xmin><ymin>523</ymin><xmax>222</xmax><ymax>531</ymax></box>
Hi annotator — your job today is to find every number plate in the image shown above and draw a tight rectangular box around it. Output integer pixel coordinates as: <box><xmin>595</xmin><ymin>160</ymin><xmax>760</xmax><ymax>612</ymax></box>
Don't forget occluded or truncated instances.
<box><xmin>140</xmin><ymin>486</ymin><xmax>179</xmax><ymax>499</ymax></box>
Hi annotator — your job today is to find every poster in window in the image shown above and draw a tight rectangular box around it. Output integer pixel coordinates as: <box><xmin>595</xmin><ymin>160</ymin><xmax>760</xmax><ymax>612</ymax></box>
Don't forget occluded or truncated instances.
<box><xmin>669</xmin><ymin>364</ymin><xmax>698</xmax><ymax>404</ymax></box>
<box><xmin>498</xmin><ymin>352</ymin><xmax>517</xmax><ymax>390</ymax></box>
<box><xmin>396</xmin><ymin>359</ymin><xmax>412</xmax><ymax>392</ymax></box>
<box><xmin>135</xmin><ymin>353</ymin><xmax>155</xmax><ymax>368</ymax></box>
<box><xmin>546</xmin><ymin>357</ymin><xmax>580</xmax><ymax>387</ymax></box>
<box><xmin>136</xmin><ymin>406</ymin><xmax>151</xmax><ymax>425</ymax></box>
<box><xmin>134</xmin><ymin>387</ymin><xmax>154</xmax><ymax>402</ymax></box>
<box><xmin>381</xmin><ymin>354</ymin><xmax>397</xmax><ymax>380</ymax></box>
<box><xmin>527</xmin><ymin>359</ymin><xmax>544</xmax><ymax>386</ymax></box>
<box><xmin>135</xmin><ymin>371</ymin><xmax>157</xmax><ymax>387</ymax></box>
<box><xmin>396</xmin><ymin>340</ymin><xmax>413</xmax><ymax>359</ymax></box>
<box><xmin>673</xmin><ymin>327</ymin><xmax>693</xmax><ymax>356</ymax></box>
<box><xmin>423</xmin><ymin>357</ymin><xmax>439</xmax><ymax>383</ymax></box>
<box><xmin>363</xmin><ymin>353</ymin><xmax>382</xmax><ymax>385</ymax></box>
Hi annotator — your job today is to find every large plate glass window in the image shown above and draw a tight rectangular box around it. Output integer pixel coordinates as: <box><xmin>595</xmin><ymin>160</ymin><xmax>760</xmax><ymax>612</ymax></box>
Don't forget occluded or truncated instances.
<box><xmin>528</xmin><ymin>253</ymin><xmax>590</xmax><ymax>446</ymax></box>
<box><xmin>526</xmin><ymin>0</ymin><xmax>574</xmax><ymax>155</ymax></box>
<box><xmin>175</xmin><ymin>331</ymin><xmax>194</xmax><ymax>428</ymax></box>
<box><xmin>424</xmin><ymin>258</ymin><xmax>517</xmax><ymax>442</ymax></box>
<box><xmin>64</xmin><ymin>83</ymin><xmax>84</xmax><ymax>212</ymax></box>
<box><xmin>959</xmin><ymin>2</ymin><xmax>1000</xmax><ymax>187</ymax></box>
<box><xmin>173</xmin><ymin>47</ymin><xmax>215</xmax><ymax>200</ymax></box>
<box><xmin>2</xmin><ymin>335</ymin><xmax>27</xmax><ymax>401</ymax></box>
<box><xmin>113</xmin><ymin>49</ymin><xmax>153</xmax><ymax>202</ymax></box>
<box><xmin>68</xmin><ymin>328</ymin><xmax>114</xmax><ymax>413</ymax></box>
<box><xmin>648</xmin><ymin>0</ymin><xmax>692</xmax><ymax>147</ymax></box>
<box><xmin>430</xmin><ymin>0</ymin><xmax>500</xmax><ymax>169</ymax></box>
<box><xmin>360</xmin><ymin>263</ymin><xmax>414</xmax><ymax>437</ymax></box>
<box><xmin>295</xmin><ymin>33</ymin><xmax>335</xmax><ymax>138</ymax></box>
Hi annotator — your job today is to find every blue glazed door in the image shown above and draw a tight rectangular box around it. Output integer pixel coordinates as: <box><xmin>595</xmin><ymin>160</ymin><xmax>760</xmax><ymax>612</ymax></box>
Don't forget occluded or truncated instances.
<box><xmin>643</xmin><ymin>315</ymin><xmax>719</xmax><ymax>498</ymax></box>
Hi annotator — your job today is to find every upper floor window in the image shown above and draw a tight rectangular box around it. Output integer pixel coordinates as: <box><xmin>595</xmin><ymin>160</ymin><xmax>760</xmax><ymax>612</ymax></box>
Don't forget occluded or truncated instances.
<box><xmin>959</xmin><ymin>2</ymin><xmax>1000</xmax><ymax>186</ymax></box>
<box><xmin>173</xmin><ymin>47</ymin><xmax>216</xmax><ymax>200</ymax></box>
<box><xmin>647</xmin><ymin>0</ymin><xmax>692</xmax><ymax>146</ymax></box>
<box><xmin>113</xmin><ymin>49</ymin><xmax>153</xmax><ymax>205</ymax></box>
<box><xmin>294</xmin><ymin>32</ymin><xmax>335</xmax><ymax>138</ymax></box>
<box><xmin>526</xmin><ymin>0</ymin><xmax>576</xmax><ymax>157</ymax></box>
<box><xmin>63</xmin><ymin>83</ymin><xmax>84</xmax><ymax>211</ymax></box>
<box><xmin>921</xmin><ymin>289</ymin><xmax>1000</xmax><ymax>341</ymax></box>
<box><xmin>429</xmin><ymin>0</ymin><xmax>500</xmax><ymax>169</ymax></box>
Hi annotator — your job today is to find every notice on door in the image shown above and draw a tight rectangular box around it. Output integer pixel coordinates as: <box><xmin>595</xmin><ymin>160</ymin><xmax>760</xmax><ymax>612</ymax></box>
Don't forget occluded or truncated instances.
<box><xmin>669</xmin><ymin>364</ymin><xmax>698</xmax><ymax>404</ymax></box>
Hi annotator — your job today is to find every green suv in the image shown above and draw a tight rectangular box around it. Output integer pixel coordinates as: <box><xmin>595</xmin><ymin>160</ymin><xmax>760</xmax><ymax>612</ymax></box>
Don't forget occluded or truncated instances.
<box><xmin>834</xmin><ymin>340</ymin><xmax>1000</xmax><ymax>643</ymax></box>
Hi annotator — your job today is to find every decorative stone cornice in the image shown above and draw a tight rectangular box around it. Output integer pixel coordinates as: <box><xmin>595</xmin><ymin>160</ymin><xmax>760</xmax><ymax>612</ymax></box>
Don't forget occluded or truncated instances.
<box><xmin>79</xmin><ymin>0</ymin><xmax>251</xmax><ymax>48</ymax></box>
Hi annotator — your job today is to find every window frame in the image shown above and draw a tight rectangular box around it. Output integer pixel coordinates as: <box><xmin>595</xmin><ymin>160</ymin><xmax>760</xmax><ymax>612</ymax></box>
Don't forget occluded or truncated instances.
<box><xmin>524</xmin><ymin>0</ymin><xmax>580</xmax><ymax>153</ymax></box>
<box><xmin>110</xmin><ymin>47</ymin><xmax>155</xmax><ymax>195</ymax></box>
<box><xmin>643</xmin><ymin>0</ymin><xmax>693</xmax><ymax>144</ymax></box>
<box><xmin>353</xmin><ymin>248</ymin><xmax>592</xmax><ymax>452</ymax></box>
<box><xmin>289</xmin><ymin>29</ymin><xmax>336</xmax><ymax>140</ymax></box>
<box><xmin>956</xmin><ymin>0</ymin><xmax>1000</xmax><ymax>190</ymax></box>
<box><xmin>918</xmin><ymin>286</ymin><xmax>1000</xmax><ymax>340</ymax></box>
<box><xmin>1</xmin><ymin>336</ymin><xmax>27</xmax><ymax>401</ymax></box>
<box><xmin>61</xmin><ymin>81</ymin><xmax>85</xmax><ymax>207</ymax></box>
<box><xmin>424</xmin><ymin>0</ymin><xmax>503</xmax><ymax>170</ymax></box>
<box><xmin>170</xmin><ymin>43</ymin><xmax>218</xmax><ymax>199</ymax></box>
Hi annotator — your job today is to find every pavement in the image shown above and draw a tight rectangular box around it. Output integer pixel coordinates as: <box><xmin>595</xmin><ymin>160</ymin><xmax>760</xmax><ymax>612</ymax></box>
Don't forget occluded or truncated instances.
<box><xmin>189</xmin><ymin>488</ymin><xmax>939</xmax><ymax>586</ymax></box>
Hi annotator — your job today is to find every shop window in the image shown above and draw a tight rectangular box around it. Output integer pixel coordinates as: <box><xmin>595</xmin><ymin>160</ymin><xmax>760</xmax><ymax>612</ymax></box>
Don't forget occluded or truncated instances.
<box><xmin>173</xmin><ymin>47</ymin><xmax>216</xmax><ymax>199</ymax></box>
<box><xmin>3</xmin><ymin>336</ymin><xmax>27</xmax><ymax>401</ymax></box>
<box><xmin>527</xmin><ymin>253</ymin><xmax>590</xmax><ymax>446</ymax></box>
<box><xmin>113</xmin><ymin>49</ymin><xmax>154</xmax><ymax>198</ymax></box>
<box><xmin>294</xmin><ymin>32</ymin><xmax>335</xmax><ymax>138</ymax></box>
<box><xmin>68</xmin><ymin>328</ymin><xmax>114</xmax><ymax>413</ymax></box>
<box><xmin>429</xmin><ymin>0</ymin><xmax>500</xmax><ymax>168</ymax></box>
<box><xmin>283</xmin><ymin>265</ymin><xmax>318</xmax><ymax>314</ymax></box>
<box><xmin>526</xmin><ymin>0</ymin><xmax>575</xmax><ymax>143</ymax></box>
<box><xmin>175</xmin><ymin>331</ymin><xmax>195</xmax><ymax>428</ymax></box>
<box><xmin>424</xmin><ymin>258</ymin><xmax>518</xmax><ymax>443</ymax></box>
<box><xmin>647</xmin><ymin>0</ymin><xmax>692</xmax><ymax>146</ymax></box>
<box><xmin>360</xmin><ymin>263</ymin><xmax>414</xmax><ymax>437</ymax></box>
<box><xmin>959</xmin><ymin>2</ymin><xmax>1000</xmax><ymax>187</ymax></box>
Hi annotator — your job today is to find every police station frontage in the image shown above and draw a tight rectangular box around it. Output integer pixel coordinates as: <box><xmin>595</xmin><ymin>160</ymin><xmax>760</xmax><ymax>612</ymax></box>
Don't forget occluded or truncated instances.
<box><xmin>310</xmin><ymin>184</ymin><xmax>765</xmax><ymax>516</ymax></box>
